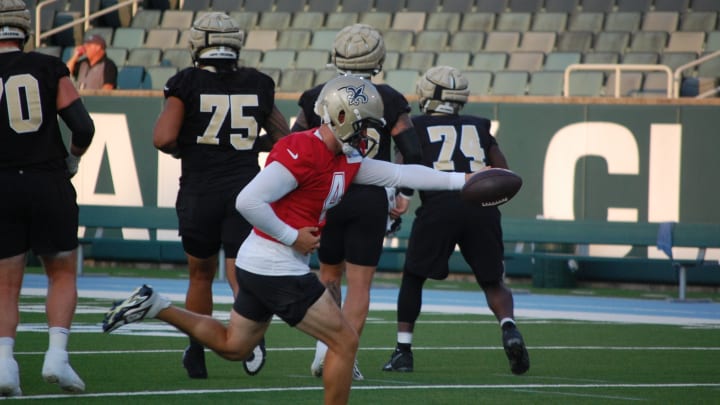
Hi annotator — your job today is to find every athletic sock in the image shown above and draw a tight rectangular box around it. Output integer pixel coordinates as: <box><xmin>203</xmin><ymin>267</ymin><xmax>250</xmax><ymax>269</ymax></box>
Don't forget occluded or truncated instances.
<box><xmin>48</xmin><ymin>327</ymin><xmax>70</xmax><ymax>352</ymax></box>
<box><xmin>500</xmin><ymin>318</ymin><xmax>517</xmax><ymax>331</ymax></box>
<box><xmin>0</xmin><ymin>337</ymin><xmax>14</xmax><ymax>359</ymax></box>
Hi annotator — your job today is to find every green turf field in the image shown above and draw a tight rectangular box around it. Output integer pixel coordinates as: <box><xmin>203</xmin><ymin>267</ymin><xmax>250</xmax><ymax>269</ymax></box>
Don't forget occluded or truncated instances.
<box><xmin>11</xmin><ymin>294</ymin><xmax>720</xmax><ymax>404</ymax></box>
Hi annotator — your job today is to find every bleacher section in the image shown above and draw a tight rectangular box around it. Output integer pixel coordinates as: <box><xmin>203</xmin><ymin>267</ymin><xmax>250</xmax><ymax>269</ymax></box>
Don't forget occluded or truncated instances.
<box><xmin>31</xmin><ymin>0</ymin><xmax>720</xmax><ymax>96</ymax></box>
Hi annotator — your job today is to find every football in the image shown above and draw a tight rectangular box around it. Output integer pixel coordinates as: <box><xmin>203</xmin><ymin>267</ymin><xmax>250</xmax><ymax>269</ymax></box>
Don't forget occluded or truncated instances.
<box><xmin>461</xmin><ymin>168</ymin><xmax>522</xmax><ymax>207</ymax></box>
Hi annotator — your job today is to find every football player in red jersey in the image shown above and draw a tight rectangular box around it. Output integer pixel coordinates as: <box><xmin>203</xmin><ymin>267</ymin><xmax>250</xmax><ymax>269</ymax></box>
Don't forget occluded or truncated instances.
<box><xmin>0</xmin><ymin>0</ymin><xmax>94</xmax><ymax>396</ymax></box>
<box><xmin>292</xmin><ymin>23</ymin><xmax>422</xmax><ymax>380</ymax></box>
<box><xmin>104</xmin><ymin>76</ymin><xmax>477</xmax><ymax>405</ymax></box>
<box><xmin>152</xmin><ymin>12</ymin><xmax>290</xmax><ymax>379</ymax></box>
<box><xmin>381</xmin><ymin>66</ymin><xmax>529</xmax><ymax>376</ymax></box>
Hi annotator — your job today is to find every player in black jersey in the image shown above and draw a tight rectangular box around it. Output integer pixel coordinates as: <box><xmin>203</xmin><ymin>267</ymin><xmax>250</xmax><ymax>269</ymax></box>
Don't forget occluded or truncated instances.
<box><xmin>0</xmin><ymin>0</ymin><xmax>95</xmax><ymax>396</ymax></box>
<box><xmin>152</xmin><ymin>12</ymin><xmax>290</xmax><ymax>379</ymax></box>
<box><xmin>382</xmin><ymin>66</ymin><xmax>530</xmax><ymax>376</ymax></box>
<box><xmin>291</xmin><ymin>23</ymin><xmax>422</xmax><ymax>381</ymax></box>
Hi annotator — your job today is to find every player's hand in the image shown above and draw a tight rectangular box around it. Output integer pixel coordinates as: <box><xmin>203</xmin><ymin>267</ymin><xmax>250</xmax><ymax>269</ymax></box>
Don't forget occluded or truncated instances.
<box><xmin>65</xmin><ymin>154</ymin><xmax>81</xmax><ymax>178</ymax></box>
<box><xmin>292</xmin><ymin>226</ymin><xmax>320</xmax><ymax>255</ymax></box>
<box><xmin>390</xmin><ymin>193</ymin><xmax>411</xmax><ymax>218</ymax></box>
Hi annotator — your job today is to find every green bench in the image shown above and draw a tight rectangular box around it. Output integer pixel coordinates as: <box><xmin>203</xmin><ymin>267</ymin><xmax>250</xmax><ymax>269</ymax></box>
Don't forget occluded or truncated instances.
<box><xmin>380</xmin><ymin>218</ymin><xmax>720</xmax><ymax>301</ymax></box>
<box><xmin>77</xmin><ymin>205</ymin><xmax>184</xmax><ymax>274</ymax></box>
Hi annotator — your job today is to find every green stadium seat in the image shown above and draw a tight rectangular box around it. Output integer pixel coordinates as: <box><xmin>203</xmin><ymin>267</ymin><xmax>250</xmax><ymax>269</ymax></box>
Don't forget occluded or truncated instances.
<box><xmin>117</xmin><ymin>65</ymin><xmax>145</xmax><ymax>89</ymax></box>
<box><xmin>143</xmin><ymin>66</ymin><xmax>178</xmax><ymax>90</ymax></box>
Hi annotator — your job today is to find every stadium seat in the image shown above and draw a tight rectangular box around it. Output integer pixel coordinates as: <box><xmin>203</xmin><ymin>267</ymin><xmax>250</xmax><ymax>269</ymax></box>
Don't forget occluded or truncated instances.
<box><xmin>358</xmin><ymin>12</ymin><xmax>392</xmax><ymax>31</ymax></box>
<box><xmin>259</xmin><ymin>67</ymin><xmax>281</xmax><ymax>84</ymax></box>
<box><xmin>374</xmin><ymin>0</ymin><xmax>405</xmax><ymax>12</ymax></box>
<box><xmin>583</xmin><ymin>51</ymin><xmax>620</xmax><ymax>64</ymax></box>
<box><xmin>639</xmin><ymin>72</ymin><xmax>671</xmax><ymax>98</ymax></box>
<box><xmin>506</xmin><ymin>51</ymin><xmax>544</xmax><ymax>72</ymax></box>
<box><xmin>518</xmin><ymin>31</ymin><xmax>556</xmax><ymax>52</ymax></box>
<box><xmin>309</xmin><ymin>29</ymin><xmax>338</xmax><ymax>50</ymax></box>
<box><xmin>296</xmin><ymin>49</ymin><xmax>330</xmax><ymax>69</ymax></box>
<box><xmin>460</xmin><ymin>13</ymin><xmax>496</xmax><ymax>32</ymax></box>
<box><xmin>566</xmin><ymin>71</ymin><xmax>604</xmax><ymax>96</ymax></box>
<box><xmin>239</xmin><ymin>49</ymin><xmax>262</xmax><ymax>68</ymax></box>
<box><xmin>441</xmin><ymin>0</ymin><xmax>474</xmax><ymax>13</ymax></box>
<box><xmin>130</xmin><ymin>9</ymin><xmax>161</xmax><ymax>29</ymax></box>
<box><xmin>471</xmin><ymin>51</ymin><xmax>508</xmax><ymax>72</ymax></box>
<box><xmin>435</xmin><ymin>51</ymin><xmax>471</xmax><ymax>70</ymax></box>
<box><xmin>414</xmin><ymin>30</ymin><xmax>450</xmax><ymax>52</ymax></box>
<box><xmin>696</xmin><ymin>51</ymin><xmax>720</xmax><ymax>77</ymax></box>
<box><xmin>593</xmin><ymin>31</ymin><xmax>631</xmax><ymax>53</ymax></box>
<box><xmin>143</xmin><ymin>66</ymin><xmax>178</xmax><ymax>90</ymax></box>
<box><xmin>112</xmin><ymin>28</ymin><xmax>145</xmax><ymax>49</ymax></box>
<box><xmin>229</xmin><ymin>12</ymin><xmax>259</xmax><ymax>30</ymax></box>
<box><xmin>383</xmin><ymin>30</ymin><xmax>415</xmax><ymax>52</ymax></box>
<box><xmin>291</xmin><ymin>12</ymin><xmax>325</xmax><ymax>29</ymax></box>
<box><xmin>406</xmin><ymin>0</ymin><xmax>440</xmax><ymax>12</ymax></box>
<box><xmin>544</xmin><ymin>0</ymin><xmax>579</xmax><ymax>13</ymax></box>
<box><xmin>604</xmin><ymin>12</ymin><xmax>641</xmax><ymax>32</ymax></box>
<box><xmin>568</xmin><ymin>12</ymin><xmax>604</xmax><ymax>33</ymax></box>
<box><xmin>117</xmin><ymin>66</ymin><xmax>145</xmax><ymax>89</ymax></box>
<box><xmin>483</xmin><ymin>31</ymin><xmax>520</xmax><ymax>52</ymax></box>
<box><xmin>616</xmin><ymin>0</ymin><xmax>652</xmax><ymax>12</ymax></box>
<box><xmin>314</xmin><ymin>67</ymin><xmax>337</xmax><ymax>86</ymax></box>
<box><xmin>384</xmin><ymin>69</ymin><xmax>421</xmax><ymax>95</ymax></box>
<box><xmin>450</xmin><ymin>31</ymin><xmax>486</xmax><ymax>53</ymax></box>
<box><xmin>491</xmin><ymin>71</ymin><xmax>528</xmax><ymax>96</ymax></box>
<box><xmin>495</xmin><ymin>12</ymin><xmax>532</xmax><ymax>32</ymax></box>
<box><xmin>340</xmin><ymin>0</ymin><xmax>372</xmax><ymax>12</ymax></box>
<box><xmin>258</xmin><ymin>12</ymin><xmax>291</xmax><ymax>30</ymax></box>
<box><xmin>277</xmin><ymin>29</ymin><xmax>312</xmax><ymax>49</ymax></box>
<box><xmin>556</xmin><ymin>31</ymin><xmax>593</xmax><ymax>52</ymax></box>
<box><xmin>679</xmin><ymin>12</ymin><xmax>717</xmax><ymax>32</ymax></box>
<box><xmin>653</xmin><ymin>0</ymin><xmax>689</xmax><ymax>12</ymax></box>
<box><xmin>425</xmin><ymin>12</ymin><xmax>461</xmax><ymax>32</ymax></box>
<box><xmin>399</xmin><ymin>52</ymin><xmax>436</xmax><ymax>71</ymax></box>
<box><xmin>392</xmin><ymin>12</ymin><xmax>427</xmax><ymax>32</ymax></box>
<box><xmin>34</xmin><ymin>46</ymin><xmax>62</xmax><ymax>58</ymax></box>
<box><xmin>509</xmin><ymin>0</ymin><xmax>543</xmax><ymax>12</ymax></box>
<box><xmin>105</xmin><ymin>47</ymin><xmax>128</xmax><ymax>66</ymax></box>
<box><xmin>463</xmin><ymin>70</ymin><xmax>493</xmax><ymax>95</ymax></box>
<box><xmin>476</xmin><ymin>0</ymin><xmax>507</xmax><ymax>13</ymax></box>
<box><xmin>211</xmin><ymin>0</ymin><xmax>244</xmax><ymax>12</ymax></box>
<box><xmin>161</xmin><ymin>48</ymin><xmax>192</xmax><ymax>69</ymax></box>
<box><xmin>604</xmin><ymin>72</ymin><xmax>643</xmax><ymax>97</ymax></box>
<box><xmin>641</xmin><ymin>11</ymin><xmax>679</xmax><ymax>32</ymax></box>
<box><xmin>325</xmin><ymin>12</ymin><xmax>358</xmax><ymax>29</ymax></box>
<box><xmin>244</xmin><ymin>30</ymin><xmax>278</xmax><ymax>51</ymax></box>
<box><xmin>307</xmin><ymin>0</ymin><xmax>339</xmax><ymax>12</ymax></box>
<box><xmin>181</xmin><ymin>0</ymin><xmax>210</xmax><ymax>11</ymax></box>
<box><xmin>275</xmin><ymin>0</ymin><xmax>307</xmax><ymax>12</ymax></box>
<box><xmin>261</xmin><ymin>49</ymin><xmax>296</xmax><ymax>69</ymax></box>
<box><xmin>68</xmin><ymin>0</ymin><xmax>100</xmax><ymax>13</ymax></box>
<box><xmin>278</xmin><ymin>68</ymin><xmax>315</xmax><ymax>92</ymax></box>
<box><xmin>580</xmin><ymin>0</ymin><xmax>614</xmax><ymax>12</ymax></box>
<box><xmin>127</xmin><ymin>48</ymin><xmax>162</xmax><ymax>68</ymax></box>
<box><xmin>175</xmin><ymin>30</ymin><xmax>190</xmax><ymax>48</ymax></box>
<box><xmin>531</xmin><ymin>12</ymin><xmax>568</xmax><ymax>32</ymax></box>
<box><xmin>243</xmin><ymin>0</ymin><xmax>274</xmax><ymax>12</ymax></box>
<box><xmin>527</xmin><ymin>70</ymin><xmax>565</xmax><ymax>96</ymax></box>
<box><xmin>543</xmin><ymin>51</ymin><xmax>581</xmax><ymax>71</ymax></box>
<box><xmin>144</xmin><ymin>29</ymin><xmax>178</xmax><ymax>49</ymax></box>
<box><xmin>160</xmin><ymin>10</ymin><xmax>194</xmax><ymax>29</ymax></box>
<box><xmin>690</xmin><ymin>0</ymin><xmax>720</xmax><ymax>12</ymax></box>
<box><xmin>622</xmin><ymin>51</ymin><xmax>659</xmax><ymax>64</ymax></box>
<box><xmin>383</xmin><ymin>51</ymin><xmax>400</xmax><ymax>70</ymax></box>
<box><xmin>629</xmin><ymin>31</ymin><xmax>669</xmax><ymax>53</ymax></box>
<box><xmin>665</xmin><ymin>32</ymin><xmax>705</xmax><ymax>54</ymax></box>
<box><xmin>660</xmin><ymin>52</ymin><xmax>698</xmax><ymax>73</ymax></box>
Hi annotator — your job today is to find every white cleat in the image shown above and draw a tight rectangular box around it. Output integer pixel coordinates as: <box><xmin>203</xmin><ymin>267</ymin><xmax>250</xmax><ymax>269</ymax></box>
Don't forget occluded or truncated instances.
<box><xmin>41</xmin><ymin>350</ymin><xmax>85</xmax><ymax>393</ymax></box>
<box><xmin>310</xmin><ymin>357</ymin><xmax>323</xmax><ymax>377</ymax></box>
<box><xmin>0</xmin><ymin>358</ymin><xmax>22</xmax><ymax>397</ymax></box>
<box><xmin>352</xmin><ymin>359</ymin><xmax>365</xmax><ymax>381</ymax></box>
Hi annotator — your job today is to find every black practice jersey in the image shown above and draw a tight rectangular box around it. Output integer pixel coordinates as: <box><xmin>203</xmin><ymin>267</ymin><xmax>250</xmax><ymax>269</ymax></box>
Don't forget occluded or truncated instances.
<box><xmin>412</xmin><ymin>114</ymin><xmax>498</xmax><ymax>202</ymax></box>
<box><xmin>0</xmin><ymin>51</ymin><xmax>70</xmax><ymax>170</ymax></box>
<box><xmin>164</xmin><ymin>67</ymin><xmax>277</xmax><ymax>190</ymax></box>
<box><xmin>297</xmin><ymin>82</ymin><xmax>410</xmax><ymax>162</ymax></box>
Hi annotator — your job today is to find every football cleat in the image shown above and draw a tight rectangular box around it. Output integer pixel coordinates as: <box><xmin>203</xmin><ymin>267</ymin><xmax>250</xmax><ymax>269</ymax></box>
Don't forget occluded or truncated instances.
<box><xmin>102</xmin><ymin>284</ymin><xmax>170</xmax><ymax>333</ymax></box>
<box><xmin>502</xmin><ymin>327</ymin><xmax>530</xmax><ymax>375</ymax></box>
<box><xmin>0</xmin><ymin>358</ymin><xmax>22</xmax><ymax>397</ymax></box>
<box><xmin>310</xmin><ymin>357</ymin><xmax>323</xmax><ymax>377</ymax></box>
<box><xmin>182</xmin><ymin>343</ymin><xmax>208</xmax><ymax>379</ymax></box>
<box><xmin>41</xmin><ymin>350</ymin><xmax>85</xmax><ymax>393</ymax></box>
<box><xmin>243</xmin><ymin>338</ymin><xmax>266</xmax><ymax>376</ymax></box>
<box><xmin>352</xmin><ymin>359</ymin><xmax>365</xmax><ymax>381</ymax></box>
<box><xmin>382</xmin><ymin>348</ymin><xmax>413</xmax><ymax>372</ymax></box>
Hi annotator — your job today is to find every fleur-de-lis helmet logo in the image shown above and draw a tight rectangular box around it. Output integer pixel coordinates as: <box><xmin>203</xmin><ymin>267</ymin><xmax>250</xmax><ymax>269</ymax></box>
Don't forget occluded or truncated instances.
<box><xmin>339</xmin><ymin>85</ymin><xmax>368</xmax><ymax>106</ymax></box>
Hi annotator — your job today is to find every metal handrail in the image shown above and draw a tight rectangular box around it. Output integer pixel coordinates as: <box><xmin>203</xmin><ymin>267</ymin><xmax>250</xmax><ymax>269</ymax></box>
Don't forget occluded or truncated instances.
<box><xmin>672</xmin><ymin>49</ymin><xmax>720</xmax><ymax>98</ymax></box>
<box><xmin>564</xmin><ymin>63</ymin><xmax>673</xmax><ymax>98</ymax></box>
<box><xmin>35</xmin><ymin>0</ymin><xmax>141</xmax><ymax>48</ymax></box>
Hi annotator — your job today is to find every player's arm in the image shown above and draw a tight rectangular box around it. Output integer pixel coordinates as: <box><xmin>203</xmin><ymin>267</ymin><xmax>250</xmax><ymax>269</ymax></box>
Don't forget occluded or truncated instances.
<box><xmin>355</xmin><ymin>158</ymin><xmax>466</xmax><ymax>191</ymax></box>
<box><xmin>390</xmin><ymin>113</ymin><xmax>422</xmax><ymax>215</ymax></box>
<box><xmin>57</xmin><ymin>77</ymin><xmax>95</xmax><ymax>176</ymax></box>
<box><xmin>290</xmin><ymin>109</ymin><xmax>309</xmax><ymax>132</ymax></box>
<box><xmin>235</xmin><ymin>161</ymin><xmax>299</xmax><ymax>245</ymax></box>
<box><xmin>255</xmin><ymin>105</ymin><xmax>291</xmax><ymax>152</ymax></box>
<box><xmin>487</xmin><ymin>144</ymin><xmax>509</xmax><ymax>169</ymax></box>
<box><xmin>152</xmin><ymin>96</ymin><xmax>184</xmax><ymax>157</ymax></box>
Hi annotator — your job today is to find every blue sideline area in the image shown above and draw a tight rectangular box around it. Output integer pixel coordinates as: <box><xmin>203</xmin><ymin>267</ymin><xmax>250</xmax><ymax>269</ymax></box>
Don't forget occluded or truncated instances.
<box><xmin>20</xmin><ymin>273</ymin><xmax>720</xmax><ymax>327</ymax></box>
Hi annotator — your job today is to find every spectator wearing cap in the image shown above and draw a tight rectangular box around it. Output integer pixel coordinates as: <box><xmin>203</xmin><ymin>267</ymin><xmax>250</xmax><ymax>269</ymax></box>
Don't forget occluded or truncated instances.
<box><xmin>66</xmin><ymin>34</ymin><xmax>117</xmax><ymax>90</ymax></box>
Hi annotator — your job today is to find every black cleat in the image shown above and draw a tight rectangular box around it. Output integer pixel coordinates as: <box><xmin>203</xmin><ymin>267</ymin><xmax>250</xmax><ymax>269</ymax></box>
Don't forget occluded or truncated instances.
<box><xmin>502</xmin><ymin>327</ymin><xmax>530</xmax><ymax>375</ymax></box>
<box><xmin>382</xmin><ymin>348</ymin><xmax>413</xmax><ymax>372</ymax></box>
<box><xmin>183</xmin><ymin>344</ymin><xmax>208</xmax><ymax>379</ymax></box>
<box><xmin>243</xmin><ymin>338</ymin><xmax>266</xmax><ymax>376</ymax></box>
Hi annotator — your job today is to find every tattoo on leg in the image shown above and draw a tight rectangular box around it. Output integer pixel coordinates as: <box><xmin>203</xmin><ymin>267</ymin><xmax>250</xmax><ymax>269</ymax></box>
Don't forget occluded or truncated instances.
<box><xmin>327</xmin><ymin>281</ymin><xmax>341</xmax><ymax>307</ymax></box>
